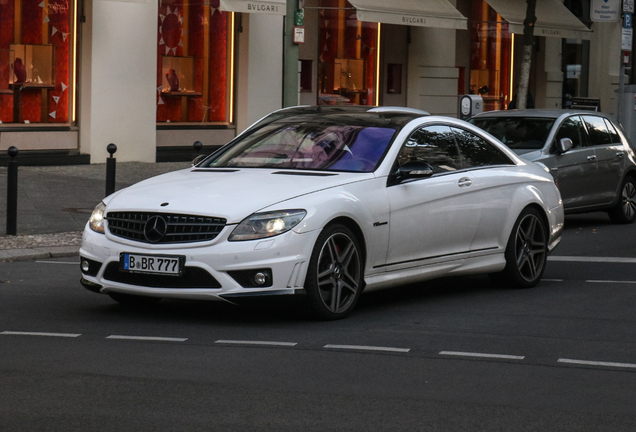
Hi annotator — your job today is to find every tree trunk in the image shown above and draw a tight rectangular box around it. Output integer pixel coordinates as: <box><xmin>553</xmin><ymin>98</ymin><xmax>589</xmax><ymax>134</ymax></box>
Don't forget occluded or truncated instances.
<box><xmin>516</xmin><ymin>0</ymin><xmax>536</xmax><ymax>110</ymax></box>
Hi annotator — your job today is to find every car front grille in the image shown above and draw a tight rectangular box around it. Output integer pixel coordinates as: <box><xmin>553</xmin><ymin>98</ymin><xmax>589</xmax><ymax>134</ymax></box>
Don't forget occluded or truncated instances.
<box><xmin>103</xmin><ymin>262</ymin><xmax>222</xmax><ymax>288</ymax></box>
<box><xmin>106</xmin><ymin>212</ymin><xmax>226</xmax><ymax>244</ymax></box>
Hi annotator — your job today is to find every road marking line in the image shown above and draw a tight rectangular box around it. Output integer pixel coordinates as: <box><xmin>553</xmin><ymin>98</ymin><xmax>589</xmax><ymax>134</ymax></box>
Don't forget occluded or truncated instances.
<box><xmin>549</xmin><ymin>256</ymin><xmax>636</xmax><ymax>264</ymax></box>
<box><xmin>215</xmin><ymin>340</ymin><xmax>297</xmax><ymax>347</ymax></box>
<box><xmin>1</xmin><ymin>331</ymin><xmax>80</xmax><ymax>338</ymax></box>
<box><xmin>35</xmin><ymin>261</ymin><xmax>78</xmax><ymax>265</ymax></box>
<box><xmin>542</xmin><ymin>279</ymin><xmax>563</xmax><ymax>282</ymax></box>
<box><xmin>107</xmin><ymin>335</ymin><xmax>187</xmax><ymax>342</ymax></box>
<box><xmin>586</xmin><ymin>280</ymin><xmax>636</xmax><ymax>284</ymax></box>
<box><xmin>439</xmin><ymin>351</ymin><xmax>525</xmax><ymax>360</ymax></box>
<box><xmin>558</xmin><ymin>358</ymin><xmax>636</xmax><ymax>369</ymax></box>
<box><xmin>324</xmin><ymin>344</ymin><xmax>410</xmax><ymax>353</ymax></box>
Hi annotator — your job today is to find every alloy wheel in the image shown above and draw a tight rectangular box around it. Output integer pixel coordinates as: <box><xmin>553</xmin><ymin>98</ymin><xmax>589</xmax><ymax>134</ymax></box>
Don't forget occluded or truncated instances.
<box><xmin>316</xmin><ymin>232</ymin><xmax>361</xmax><ymax>314</ymax></box>
<box><xmin>514</xmin><ymin>213</ymin><xmax>547</xmax><ymax>282</ymax></box>
<box><xmin>621</xmin><ymin>181</ymin><xmax>636</xmax><ymax>220</ymax></box>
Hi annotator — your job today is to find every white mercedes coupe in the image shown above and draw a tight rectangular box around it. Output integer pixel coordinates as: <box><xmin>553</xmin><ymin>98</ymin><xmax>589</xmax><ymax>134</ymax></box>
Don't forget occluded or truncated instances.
<box><xmin>80</xmin><ymin>106</ymin><xmax>564</xmax><ymax>320</ymax></box>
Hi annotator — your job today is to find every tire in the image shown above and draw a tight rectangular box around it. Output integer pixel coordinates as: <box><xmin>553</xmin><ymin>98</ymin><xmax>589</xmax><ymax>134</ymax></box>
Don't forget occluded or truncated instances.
<box><xmin>304</xmin><ymin>224</ymin><xmax>363</xmax><ymax>320</ymax></box>
<box><xmin>490</xmin><ymin>208</ymin><xmax>548</xmax><ymax>288</ymax></box>
<box><xmin>608</xmin><ymin>177</ymin><xmax>636</xmax><ymax>224</ymax></box>
<box><xmin>108</xmin><ymin>292</ymin><xmax>161</xmax><ymax>306</ymax></box>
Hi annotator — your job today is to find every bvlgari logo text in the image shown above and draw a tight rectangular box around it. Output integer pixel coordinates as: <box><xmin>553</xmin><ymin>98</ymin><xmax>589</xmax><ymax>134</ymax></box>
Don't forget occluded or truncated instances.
<box><xmin>402</xmin><ymin>16</ymin><xmax>425</xmax><ymax>24</ymax></box>
<box><xmin>541</xmin><ymin>28</ymin><xmax>562</xmax><ymax>35</ymax></box>
<box><xmin>247</xmin><ymin>3</ymin><xmax>279</xmax><ymax>12</ymax></box>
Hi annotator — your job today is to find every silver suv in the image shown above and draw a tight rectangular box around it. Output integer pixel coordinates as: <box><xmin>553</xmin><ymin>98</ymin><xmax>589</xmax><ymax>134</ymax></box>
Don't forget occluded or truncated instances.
<box><xmin>470</xmin><ymin>110</ymin><xmax>636</xmax><ymax>223</ymax></box>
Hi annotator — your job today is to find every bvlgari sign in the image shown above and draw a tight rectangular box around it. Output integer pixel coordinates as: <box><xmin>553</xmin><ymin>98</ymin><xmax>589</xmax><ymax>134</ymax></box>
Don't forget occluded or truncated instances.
<box><xmin>591</xmin><ymin>0</ymin><xmax>620</xmax><ymax>22</ymax></box>
<box><xmin>219</xmin><ymin>0</ymin><xmax>286</xmax><ymax>15</ymax></box>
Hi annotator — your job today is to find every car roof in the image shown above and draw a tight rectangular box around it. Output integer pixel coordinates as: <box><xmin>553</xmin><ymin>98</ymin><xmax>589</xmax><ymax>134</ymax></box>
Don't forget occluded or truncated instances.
<box><xmin>471</xmin><ymin>109</ymin><xmax>614</xmax><ymax>120</ymax></box>
<box><xmin>258</xmin><ymin>106</ymin><xmax>431</xmax><ymax>128</ymax></box>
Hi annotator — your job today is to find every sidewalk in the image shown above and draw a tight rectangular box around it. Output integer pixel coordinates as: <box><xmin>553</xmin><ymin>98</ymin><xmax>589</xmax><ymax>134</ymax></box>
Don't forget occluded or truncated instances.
<box><xmin>0</xmin><ymin>161</ymin><xmax>190</xmax><ymax>261</ymax></box>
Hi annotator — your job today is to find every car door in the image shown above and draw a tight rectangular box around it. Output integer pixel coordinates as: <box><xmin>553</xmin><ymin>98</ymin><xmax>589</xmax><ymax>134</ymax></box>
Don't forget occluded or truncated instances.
<box><xmin>450</xmin><ymin>126</ymin><xmax>517</xmax><ymax>253</ymax></box>
<box><xmin>385</xmin><ymin>125</ymin><xmax>482</xmax><ymax>271</ymax></box>
<box><xmin>582</xmin><ymin>116</ymin><xmax>625</xmax><ymax>205</ymax></box>
<box><xmin>550</xmin><ymin>115</ymin><xmax>599</xmax><ymax>209</ymax></box>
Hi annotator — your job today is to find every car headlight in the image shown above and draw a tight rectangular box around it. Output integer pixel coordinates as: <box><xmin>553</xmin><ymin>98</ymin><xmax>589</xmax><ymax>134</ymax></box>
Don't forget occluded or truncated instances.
<box><xmin>229</xmin><ymin>210</ymin><xmax>307</xmax><ymax>241</ymax></box>
<box><xmin>89</xmin><ymin>202</ymin><xmax>106</xmax><ymax>234</ymax></box>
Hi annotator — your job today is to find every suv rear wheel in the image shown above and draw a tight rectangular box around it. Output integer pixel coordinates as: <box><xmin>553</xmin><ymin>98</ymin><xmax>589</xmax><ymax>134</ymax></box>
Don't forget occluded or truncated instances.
<box><xmin>608</xmin><ymin>176</ymin><xmax>636</xmax><ymax>224</ymax></box>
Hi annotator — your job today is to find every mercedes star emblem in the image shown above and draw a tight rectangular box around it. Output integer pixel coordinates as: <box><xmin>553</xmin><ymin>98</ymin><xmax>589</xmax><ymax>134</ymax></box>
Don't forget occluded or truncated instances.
<box><xmin>144</xmin><ymin>215</ymin><xmax>168</xmax><ymax>243</ymax></box>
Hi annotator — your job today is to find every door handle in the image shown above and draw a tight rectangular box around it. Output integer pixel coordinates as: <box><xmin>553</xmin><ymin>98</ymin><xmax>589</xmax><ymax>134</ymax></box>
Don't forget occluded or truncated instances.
<box><xmin>458</xmin><ymin>177</ymin><xmax>472</xmax><ymax>187</ymax></box>
<box><xmin>616</xmin><ymin>151</ymin><xmax>625</xmax><ymax>158</ymax></box>
<box><xmin>587</xmin><ymin>155</ymin><xmax>597</xmax><ymax>161</ymax></box>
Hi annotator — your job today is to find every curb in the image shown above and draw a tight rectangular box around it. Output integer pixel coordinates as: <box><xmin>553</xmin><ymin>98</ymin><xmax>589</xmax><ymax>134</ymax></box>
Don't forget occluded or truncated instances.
<box><xmin>0</xmin><ymin>246</ymin><xmax>80</xmax><ymax>262</ymax></box>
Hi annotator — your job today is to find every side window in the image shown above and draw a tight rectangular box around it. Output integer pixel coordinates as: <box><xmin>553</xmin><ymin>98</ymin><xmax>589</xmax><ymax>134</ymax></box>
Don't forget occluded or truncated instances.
<box><xmin>451</xmin><ymin>127</ymin><xmax>513</xmax><ymax>168</ymax></box>
<box><xmin>583</xmin><ymin>115</ymin><xmax>612</xmax><ymax>146</ymax></box>
<box><xmin>604</xmin><ymin>119</ymin><xmax>622</xmax><ymax>144</ymax></box>
<box><xmin>396</xmin><ymin>125</ymin><xmax>461</xmax><ymax>174</ymax></box>
<box><xmin>555</xmin><ymin>116</ymin><xmax>585</xmax><ymax>150</ymax></box>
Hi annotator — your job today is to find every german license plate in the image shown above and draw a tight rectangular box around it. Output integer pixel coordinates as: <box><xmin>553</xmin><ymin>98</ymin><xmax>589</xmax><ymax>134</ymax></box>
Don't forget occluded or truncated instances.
<box><xmin>120</xmin><ymin>253</ymin><xmax>184</xmax><ymax>276</ymax></box>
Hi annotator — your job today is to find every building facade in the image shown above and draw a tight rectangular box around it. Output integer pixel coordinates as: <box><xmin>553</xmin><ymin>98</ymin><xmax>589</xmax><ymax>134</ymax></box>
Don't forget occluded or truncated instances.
<box><xmin>0</xmin><ymin>0</ymin><xmax>632</xmax><ymax>163</ymax></box>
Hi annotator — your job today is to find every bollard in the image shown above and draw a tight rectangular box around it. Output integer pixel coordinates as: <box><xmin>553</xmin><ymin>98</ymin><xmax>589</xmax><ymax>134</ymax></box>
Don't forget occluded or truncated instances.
<box><xmin>6</xmin><ymin>146</ymin><xmax>18</xmax><ymax>236</ymax></box>
<box><xmin>105</xmin><ymin>143</ymin><xmax>117</xmax><ymax>197</ymax></box>
<box><xmin>193</xmin><ymin>140</ymin><xmax>203</xmax><ymax>153</ymax></box>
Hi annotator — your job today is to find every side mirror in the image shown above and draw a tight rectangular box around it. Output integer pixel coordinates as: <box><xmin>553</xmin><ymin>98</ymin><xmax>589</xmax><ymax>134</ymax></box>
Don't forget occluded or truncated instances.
<box><xmin>394</xmin><ymin>161</ymin><xmax>434</xmax><ymax>184</ymax></box>
<box><xmin>192</xmin><ymin>154</ymin><xmax>207</xmax><ymax>167</ymax></box>
<box><xmin>556</xmin><ymin>138</ymin><xmax>573</xmax><ymax>154</ymax></box>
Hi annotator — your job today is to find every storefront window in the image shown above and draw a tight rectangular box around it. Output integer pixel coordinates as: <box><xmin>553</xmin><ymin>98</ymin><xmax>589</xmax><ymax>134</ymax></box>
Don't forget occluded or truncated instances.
<box><xmin>157</xmin><ymin>0</ymin><xmax>233</xmax><ymax>124</ymax></box>
<box><xmin>470</xmin><ymin>0</ymin><xmax>511</xmax><ymax>111</ymax></box>
<box><xmin>0</xmin><ymin>0</ymin><xmax>76</xmax><ymax>124</ymax></box>
<box><xmin>562</xmin><ymin>0</ymin><xmax>590</xmax><ymax>107</ymax></box>
<box><xmin>317</xmin><ymin>0</ymin><xmax>378</xmax><ymax>106</ymax></box>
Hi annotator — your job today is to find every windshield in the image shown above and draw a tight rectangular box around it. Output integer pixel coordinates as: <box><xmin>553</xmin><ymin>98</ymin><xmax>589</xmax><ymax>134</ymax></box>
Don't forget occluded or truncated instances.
<box><xmin>202</xmin><ymin>122</ymin><xmax>397</xmax><ymax>172</ymax></box>
<box><xmin>470</xmin><ymin>117</ymin><xmax>555</xmax><ymax>150</ymax></box>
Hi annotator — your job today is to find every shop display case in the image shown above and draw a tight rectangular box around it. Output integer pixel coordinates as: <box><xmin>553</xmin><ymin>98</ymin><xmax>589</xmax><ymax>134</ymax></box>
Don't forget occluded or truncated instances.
<box><xmin>161</xmin><ymin>56</ymin><xmax>200</xmax><ymax>96</ymax></box>
<box><xmin>0</xmin><ymin>49</ymin><xmax>11</xmax><ymax>94</ymax></box>
<box><xmin>333</xmin><ymin>58</ymin><xmax>364</xmax><ymax>92</ymax></box>
<box><xmin>9</xmin><ymin>44</ymin><xmax>55</xmax><ymax>89</ymax></box>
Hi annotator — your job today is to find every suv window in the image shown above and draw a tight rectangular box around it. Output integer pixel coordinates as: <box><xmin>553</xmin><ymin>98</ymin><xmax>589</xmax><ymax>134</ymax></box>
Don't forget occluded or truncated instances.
<box><xmin>469</xmin><ymin>117</ymin><xmax>553</xmax><ymax>150</ymax></box>
<box><xmin>451</xmin><ymin>127</ymin><xmax>513</xmax><ymax>167</ymax></box>
<box><xmin>397</xmin><ymin>125</ymin><xmax>461</xmax><ymax>174</ymax></box>
<box><xmin>555</xmin><ymin>115</ymin><xmax>586</xmax><ymax>150</ymax></box>
<box><xmin>583</xmin><ymin>115</ymin><xmax>612</xmax><ymax>146</ymax></box>
<box><xmin>603</xmin><ymin>119</ymin><xmax>622</xmax><ymax>144</ymax></box>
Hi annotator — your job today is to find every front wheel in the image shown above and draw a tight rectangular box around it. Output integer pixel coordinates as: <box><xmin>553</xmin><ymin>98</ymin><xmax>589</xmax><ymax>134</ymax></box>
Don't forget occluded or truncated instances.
<box><xmin>608</xmin><ymin>177</ymin><xmax>636</xmax><ymax>224</ymax></box>
<box><xmin>490</xmin><ymin>208</ymin><xmax>548</xmax><ymax>288</ymax></box>
<box><xmin>304</xmin><ymin>224</ymin><xmax>363</xmax><ymax>320</ymax></box>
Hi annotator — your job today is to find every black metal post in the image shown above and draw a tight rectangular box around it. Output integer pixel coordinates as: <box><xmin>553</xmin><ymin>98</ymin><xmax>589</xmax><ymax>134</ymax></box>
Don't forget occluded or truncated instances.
<box><xmin>105</xmin><ymin>143</ymin><xmax>117</xmax><ymax>197</ymax></box>
<box><xmin>193</xmin><ymin>140</ymin><xmax>203</xmax><ymax>153</ymax></box>
<box><xmin>6</xmin><ymin>146</ymin><xmax>18</xmax><ymax>236</ymax></box>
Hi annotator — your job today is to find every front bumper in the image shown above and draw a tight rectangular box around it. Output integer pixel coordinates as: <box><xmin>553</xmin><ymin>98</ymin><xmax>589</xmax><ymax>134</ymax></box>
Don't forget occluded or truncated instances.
<box><xmin>79</xmin><ymin>223</ymin><xmax>320</xmax><ymax>301</ymax></box>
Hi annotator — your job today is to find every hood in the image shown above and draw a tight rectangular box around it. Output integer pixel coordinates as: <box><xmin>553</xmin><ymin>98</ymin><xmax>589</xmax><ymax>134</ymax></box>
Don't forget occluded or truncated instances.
<box><xmin>104</xmin><ymin>168</ymin><xmax>372</xmax><ymax>223</ymax></box>
<box><xmin>512</xmin><ymin>149</ymin><xmax>542</xmax><ymax>160</ymax></box>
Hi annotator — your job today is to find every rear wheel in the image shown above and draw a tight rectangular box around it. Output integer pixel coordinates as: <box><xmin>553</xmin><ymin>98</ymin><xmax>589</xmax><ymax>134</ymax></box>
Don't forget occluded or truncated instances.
<box><xmin>608</xmin><ymin>176</ymin><xmax>636</xmax><ymax>224</ymax></box>
<box><xmin>304</xmin><ymin>224</ymin><xmax>363</xmax><ymax>320</ymax></box>
<box><xmin>108</xmin><ymin>292</ymin><xmax>161</xmax><ymax>306</ymax></box>
<box><xmin>491</xmin><ymin>208</ymin><xmax>547</xmax><ymax>288</ymax></box>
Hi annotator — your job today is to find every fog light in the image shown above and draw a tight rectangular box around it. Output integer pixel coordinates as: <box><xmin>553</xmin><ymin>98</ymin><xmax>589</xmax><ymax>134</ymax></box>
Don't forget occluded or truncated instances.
<box><xmin>81</xmin><ymin>260</ymin><xmax>90</xmax><ymax>272</ymax></box>
<box><xmin>254</xmin><ymin>272</ymin><xmax>268</xmax><ymax>286</ymax></box>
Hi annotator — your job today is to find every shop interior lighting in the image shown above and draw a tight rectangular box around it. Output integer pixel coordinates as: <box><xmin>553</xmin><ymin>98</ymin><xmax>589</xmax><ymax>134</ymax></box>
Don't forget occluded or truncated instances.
<box><xmin>229</xmin><ymin>12</ymin><xmax>235</xmax><ymax>124</ymax></box>
<box><xmin>72</xmin><ymin>0</ymin><xmax>78</xmax><ymax>122</ymax></box>
<box><xmin>375</xmin><ymin>23</ymin><xmax>381</xmax><ymax>106</ymax></box>
<box><xmin>509</xmin><ymin>33</ymin><xmax>514</xmax><ymax>107</ymax></box>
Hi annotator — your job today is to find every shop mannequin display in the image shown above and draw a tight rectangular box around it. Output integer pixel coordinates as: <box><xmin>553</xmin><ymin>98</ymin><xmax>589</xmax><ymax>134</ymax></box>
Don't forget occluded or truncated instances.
<box><xmin>13</xmin><ymin>58</ymin><xmax>26</xmax><ymax>84</ymax></box>
<box><xmin>166</xmin><ymin>68</ymin><xmax>179</xmax><ymax>92</ymax></box>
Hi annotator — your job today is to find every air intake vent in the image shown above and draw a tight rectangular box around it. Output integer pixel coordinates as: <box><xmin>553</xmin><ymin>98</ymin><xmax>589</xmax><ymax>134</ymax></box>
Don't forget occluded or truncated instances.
<box><xmin>106</xmin><ymin>212</ymin><xmax>226</xmax><ymax>244</ymax></box>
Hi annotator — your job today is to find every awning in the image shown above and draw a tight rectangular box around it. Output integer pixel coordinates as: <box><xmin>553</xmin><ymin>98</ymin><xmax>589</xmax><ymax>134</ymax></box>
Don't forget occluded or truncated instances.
<box><xmin>347</xmin><ymin>0</ymin><xmax>467</xmax><ymax>30</ymax></box>
<box><xmin>484</xmin><ymin>0</ymin><xmax>592</xmax><ymax>40</ymax></box>
<box><xmin>219</xmin><ymin>0</ymin><xmax>286</xmax><ymax>16</ymax></box>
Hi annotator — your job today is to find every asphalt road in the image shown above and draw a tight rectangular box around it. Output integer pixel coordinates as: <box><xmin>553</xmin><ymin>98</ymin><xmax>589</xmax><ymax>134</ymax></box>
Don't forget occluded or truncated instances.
<box><xmin>2</xmin><ymin>211</ymin><xmax>636</xmax><ymax>431</ymax></box>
